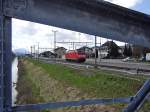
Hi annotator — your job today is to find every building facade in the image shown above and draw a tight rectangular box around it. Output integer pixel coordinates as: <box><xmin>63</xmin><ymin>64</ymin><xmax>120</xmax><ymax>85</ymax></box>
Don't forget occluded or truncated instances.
<box><xmin>54</xmin><ymin>47</ymin><xmax>67</xmax><ymax>58</ymax></box>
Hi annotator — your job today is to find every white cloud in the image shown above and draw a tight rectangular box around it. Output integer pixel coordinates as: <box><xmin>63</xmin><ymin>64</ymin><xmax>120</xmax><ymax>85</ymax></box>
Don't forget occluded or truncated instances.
<box><xmin>12</xmin><ymin>19</ymin><xmax>96</xmax><ymax>52</ymax></box>
<box><xmin>12</xmin><ymin>18</ymin><xmax>125</xmax><ymax>52</ymax></box>
<box><xmin>105</xmin><ymin>0</ymin><xmax>143</xmax><ymax>8</ymax></box>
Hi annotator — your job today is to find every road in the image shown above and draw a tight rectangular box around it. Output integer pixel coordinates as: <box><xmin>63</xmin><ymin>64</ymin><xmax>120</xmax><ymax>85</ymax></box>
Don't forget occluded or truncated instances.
<box><xmin>86</xmin><ymin>59</ymin><xmax>150</xmax><ymax>72</ymax></box>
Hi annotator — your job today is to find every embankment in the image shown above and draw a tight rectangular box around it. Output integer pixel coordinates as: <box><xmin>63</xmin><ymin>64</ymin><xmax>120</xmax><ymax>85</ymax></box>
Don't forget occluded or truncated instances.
<box><xmin>16</xmin><ymin>58</ymin><xmax>149</xmax><ymax>112</ymax></box>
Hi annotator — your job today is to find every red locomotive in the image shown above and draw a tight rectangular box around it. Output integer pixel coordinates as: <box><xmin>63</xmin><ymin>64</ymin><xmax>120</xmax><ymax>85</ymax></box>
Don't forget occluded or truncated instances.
<box><xmin>65</xmin><ymin>50</ymin><xmax>86</xmax><ymax>62</ymax></box>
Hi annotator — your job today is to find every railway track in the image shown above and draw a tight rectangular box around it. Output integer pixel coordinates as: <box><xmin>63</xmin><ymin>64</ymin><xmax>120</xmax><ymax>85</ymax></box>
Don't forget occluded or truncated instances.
<box><xmin>35</xmin><ymin>57</ymin><xmax>150</xmax><ymax>104</ymax></box>
<box><xmin>39</xmin><ymin>57</ymin><xmax>150</xmax><ymax>76</ymax></box>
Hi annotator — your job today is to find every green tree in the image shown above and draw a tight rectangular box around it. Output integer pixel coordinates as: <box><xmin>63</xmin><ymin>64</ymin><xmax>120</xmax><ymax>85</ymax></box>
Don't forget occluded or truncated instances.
<box><xmin>123</xmin><ymin>44</ymin><xmax>128</xmax><ymax>57</ymax></box>
<box><xmin>128</xmin><ymin>45</ymin><xmax>132</xmax><ymax>57</ymax></box>
<box><xmin>108</xmin><ymin>41</ymin><xmax>120</xmax><ymax>58</ymax></box>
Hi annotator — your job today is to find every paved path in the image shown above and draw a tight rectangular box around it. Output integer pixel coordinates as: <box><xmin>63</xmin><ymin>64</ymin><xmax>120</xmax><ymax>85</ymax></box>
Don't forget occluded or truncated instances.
<box><xmin>86</xmin><ymin>59</ymin><xmax>150</xmax><ymax>72</ymax></box>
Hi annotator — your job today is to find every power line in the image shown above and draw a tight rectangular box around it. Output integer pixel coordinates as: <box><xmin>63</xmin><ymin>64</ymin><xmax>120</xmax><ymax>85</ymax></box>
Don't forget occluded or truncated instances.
<box><xmin>56</xmin><ymin>41</ymin><xmax>92</xmax><ymax>50</ymax></box>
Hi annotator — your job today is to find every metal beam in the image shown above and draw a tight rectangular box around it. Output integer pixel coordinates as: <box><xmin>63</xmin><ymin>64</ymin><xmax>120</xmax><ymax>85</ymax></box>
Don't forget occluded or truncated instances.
<box><xmin>13</xmin><ymin>97</ymin><xmax>132</xmax><ymax>112</ymax></box>
<box><xmin>3</xmin><ymin>0</ymin><xmax>150</xmax><ymax>48</ymax></box>
<box><xmin>3</xmin><ymin>16</ymin><xmax>12</xmax><ymax>112</ymax></box>
<box><xmin>124</xmin><ymin>79</ymin><xmax>150</xmax><ymax>112</ymax></box>
<box><xmin>1</xmin><ymin>0</ymin><xmax>150</xmax><ymax>112</ymax></box>
<box><xmin>0</xmin><ymin>0</ymin><xmax>4</xmax><ymax>111</ymax></box>
<box><xmin>1</xmin><ymin>1</ymin><xmax>12</xmax><ymax>112</ymax></box>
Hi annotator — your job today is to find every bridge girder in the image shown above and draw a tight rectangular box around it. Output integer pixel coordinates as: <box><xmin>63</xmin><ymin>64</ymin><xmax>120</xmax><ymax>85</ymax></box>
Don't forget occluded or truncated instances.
<box><xmin>3</xmin><ymin>0</ymin><xmax>150</xmax><ymax>48</ymax></box>
<box><xmin>1</xmin><ymin>0</ymin><xmax>150</xmax><ymax>112</ymax></box>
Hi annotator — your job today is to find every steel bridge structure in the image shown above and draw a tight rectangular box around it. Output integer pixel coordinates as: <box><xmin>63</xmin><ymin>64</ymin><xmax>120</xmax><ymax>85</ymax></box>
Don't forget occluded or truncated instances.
<box><xmin>0</xmin><ymin>0</ymin><xmax>150</xmax><ymax>112</ymax></box>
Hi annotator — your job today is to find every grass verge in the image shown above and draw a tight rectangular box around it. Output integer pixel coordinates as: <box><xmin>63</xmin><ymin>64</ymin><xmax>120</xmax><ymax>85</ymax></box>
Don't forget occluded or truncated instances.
<box><xmin>16</xmin><ymin>59</ymin><xmax>44</xmax><ymax>105</ymax></box>
<box><xmin>29</xmin><ymin>58</ymin><xmax>144</xmax><ymax>98</ymax></box>
<box><xmin>17</xmin><ymin>58</ymin><xmax>150</xmax><ymax>112</ymax></box>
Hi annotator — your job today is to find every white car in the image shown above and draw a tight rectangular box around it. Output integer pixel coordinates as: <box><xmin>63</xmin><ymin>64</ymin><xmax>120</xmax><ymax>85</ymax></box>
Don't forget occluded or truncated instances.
<box><xmin>122</xmin><ymin>57</ymin><xmax>131</xmax><ymax>62</ymax></box>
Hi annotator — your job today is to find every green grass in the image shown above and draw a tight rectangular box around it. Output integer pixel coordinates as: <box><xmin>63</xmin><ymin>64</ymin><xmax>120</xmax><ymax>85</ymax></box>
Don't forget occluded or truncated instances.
<box><xmin>18</xmin><ymin>58</ymin><xmax>150</xmax><ymax>111</ymax></box>
<box><xmin>16</xmin><ymin>60</ymin><xmax>44</xmax><ymax>104</ymax></box>
<box><xmin>139</xmin><ymin>101</ymin><xmax>150</xmax><ymax>112</ymax></box>
<box><xmin>28</xmin><ymin>58</ymin><xmax>145</xmax><ymax>98</ymax></box>
<box><xmin>144</xmin><ymin>61</ymin><xmax>150</xmax><ymax>64</ymax></box>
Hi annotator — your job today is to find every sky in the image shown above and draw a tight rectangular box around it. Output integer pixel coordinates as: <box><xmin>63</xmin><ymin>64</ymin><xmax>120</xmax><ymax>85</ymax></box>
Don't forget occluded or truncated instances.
<box><xmin>12</xmin><ymin>0</ymin><xmax>150</xmax><ymax>52</ymax></box>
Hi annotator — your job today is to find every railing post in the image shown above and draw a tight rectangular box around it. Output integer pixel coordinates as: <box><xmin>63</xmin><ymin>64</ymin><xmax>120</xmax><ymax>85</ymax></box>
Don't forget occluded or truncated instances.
<box><xmin>0</xmin><ymin>0</ymin><xmax>12</xmax><ymax>112</ymax></box>
<box><xmin>94</xmin><ymin>35</ymin><xmax>97</xmax><ymax>68</ymax></box>
<box><xmin>3</xmin><ymin>16</ymin><xmax>12</xmax><ymax>112</ymax></box>
<box><xmin>0</xmin><ymin>0</ymin><xmax>4</xmax><ymax>111</ymax></box>
<box><xmin>123</xmin><ymin>79</ymin><xmax>150</xmax><ymax>112</ymax></box>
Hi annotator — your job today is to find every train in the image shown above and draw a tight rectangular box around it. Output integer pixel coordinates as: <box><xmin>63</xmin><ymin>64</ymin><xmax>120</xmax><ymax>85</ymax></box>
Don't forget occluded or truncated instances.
<box><xmin>65</xmin><ymin>50</ymin><xmax>86</xmax><ymax>62</ymax></box>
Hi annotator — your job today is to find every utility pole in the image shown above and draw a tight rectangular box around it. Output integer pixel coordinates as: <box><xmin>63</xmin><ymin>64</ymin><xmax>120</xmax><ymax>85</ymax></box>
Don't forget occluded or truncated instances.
<box><xmin>99</xmin><ymin>37</ymin><xmax>101</xmax><ymax>63</ymax></box>
<box><xmin>52</xmin><ymin>30</ymin><xmax>58</xmax><ymax>50</ymax></box>
<box><xmin>33</xmin><ymin>45</ymin><xmax>36</xmax><ymax>58</ymax></box>
<box><xmin>86</xmin><ymin>42</ymin><xmax>88</xmax><ymax>47</ymax></box>
<box><xmin>52</xmin><ymin>30</ymin><xmax>58</xmax><ymax>62</ymax></box>
<box><xmin>95</xmin><ymin>35</ymin><xmax>97</xmax><ymax>68</ymax></box>
<box><xmin>78</xmin><ymin>32</ymin><xmax>81</xmax><ymax>42</ymax></box>
<box><xmin>31</xmin><ymin>46</ymin><xmax>33</xmax><ymax>58</ymax></box>
<box><xmin>73</xmin><ymin>42</ymin><xmax>75</xmax><ymax>50</ymax></box>
<box><xmin>37</xmin><ymin>42</ymin><xmax>39</xmax><ymax>60</ymax></box>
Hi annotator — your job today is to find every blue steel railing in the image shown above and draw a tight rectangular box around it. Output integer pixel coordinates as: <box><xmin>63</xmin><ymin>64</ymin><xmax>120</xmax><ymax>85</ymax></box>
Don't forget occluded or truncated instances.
<box><xmin>13</xmin><ymin>97</ymin><xmax>132</xmax><ymax>112</ymax></box>
<box><xmin>124</xmin><ymin>79</ymin><xmax>150</xmax><ymax>112</ymax></box>
<box><xmin>1</xmin><ymin>0</ymin><xmax>150</xmax><ymax>112</ymax></box>
<box><xmin>12</xmin><ymin>79</ymin><xmax>150</xmax><ymax>112</ymax></box>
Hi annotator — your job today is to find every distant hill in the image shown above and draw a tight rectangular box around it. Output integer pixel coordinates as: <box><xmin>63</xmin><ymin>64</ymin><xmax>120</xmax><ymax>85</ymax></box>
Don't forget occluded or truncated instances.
<box><xmin>13</xmin><ymin>48</ymin><xmax>28</xmax><ymax>56</ymax></box>
<box><xmin>12</xmin><ymin>52</ymin><xmax>16</xmax><ymax>60</ymax></box>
